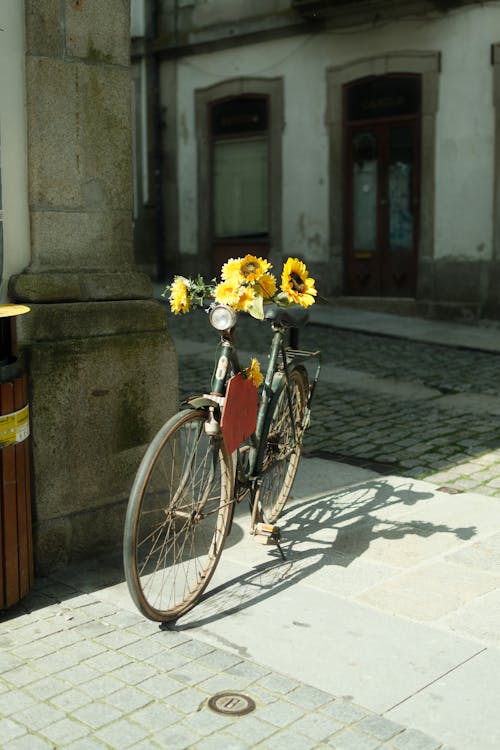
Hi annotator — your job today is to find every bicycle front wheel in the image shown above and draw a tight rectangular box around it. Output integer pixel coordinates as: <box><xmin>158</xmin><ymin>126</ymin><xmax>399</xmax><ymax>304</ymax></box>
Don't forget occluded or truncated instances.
<box><xmin>257</xmin><ymin>366</ymin><xmax>308</xmax><ymax>524</ymax></box>
<box><xmin>123</xmin><ymin>409</ymin><xmax>233</xmax><ymax>622</ymax></box>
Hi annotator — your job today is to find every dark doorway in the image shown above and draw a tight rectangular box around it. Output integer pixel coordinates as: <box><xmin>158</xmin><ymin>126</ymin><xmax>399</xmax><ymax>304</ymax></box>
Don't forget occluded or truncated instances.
<box><xmin>344</xmin><ymin>75</ymin><xmax>421</xmax><ymax>297</ymax></box>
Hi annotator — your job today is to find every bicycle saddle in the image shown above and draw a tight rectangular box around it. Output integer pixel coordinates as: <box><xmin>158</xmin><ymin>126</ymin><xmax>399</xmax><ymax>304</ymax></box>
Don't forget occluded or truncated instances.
<box><xmin>264</xmin><ymin>304</ymin><xmax>309</xmax><ymax>328</ymax></box>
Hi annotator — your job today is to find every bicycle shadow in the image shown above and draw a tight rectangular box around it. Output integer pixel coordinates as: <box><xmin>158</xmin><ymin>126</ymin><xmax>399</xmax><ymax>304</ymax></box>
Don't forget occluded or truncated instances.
<box><xmin>169</xmin><ymin>476</ymin><xmax>476</xmax><ymax>631</ymax></box>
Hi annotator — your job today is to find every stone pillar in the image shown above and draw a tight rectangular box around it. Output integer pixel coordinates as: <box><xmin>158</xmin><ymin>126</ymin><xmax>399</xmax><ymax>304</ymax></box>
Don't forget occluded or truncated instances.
<box><xmin>10</xmin><ymin>0</ymin><xmax>178</xmax><ymax>572</ymax></box>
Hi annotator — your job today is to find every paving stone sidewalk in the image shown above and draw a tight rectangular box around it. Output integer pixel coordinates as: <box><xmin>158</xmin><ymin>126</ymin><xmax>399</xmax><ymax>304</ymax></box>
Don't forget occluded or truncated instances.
<box><xmin>167</xmin><ymin>308</ymin><xmax>500</xmax><ymax>498</ymax></box>
<box><xmin>0</xmin><ymin>558</ymin><xmax>449</xmax><ymax>750</ymax></box>
<box><xmin>1</xmin><ymin>304</ymin><xmax>489</xmax><ymax>750</ymax></box>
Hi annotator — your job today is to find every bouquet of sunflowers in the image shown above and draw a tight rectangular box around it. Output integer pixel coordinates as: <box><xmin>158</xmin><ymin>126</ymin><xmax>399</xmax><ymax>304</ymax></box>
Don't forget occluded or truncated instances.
<box><xmin>164</xmin><ymin>254</ymin><xmax>317</xmax><ymax>320</ymax></box>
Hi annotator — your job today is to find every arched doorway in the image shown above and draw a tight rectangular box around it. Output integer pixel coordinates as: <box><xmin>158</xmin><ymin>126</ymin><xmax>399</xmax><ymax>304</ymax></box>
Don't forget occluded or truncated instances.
<box><xmin>344</xmin><ymin>74</ymin><xmax>421</xmax><ymax>297</ymax></box>
<box><xmin>326</xmin><ymin>52</ymin><xmax>440</xmax><ymax>301</ymax></box>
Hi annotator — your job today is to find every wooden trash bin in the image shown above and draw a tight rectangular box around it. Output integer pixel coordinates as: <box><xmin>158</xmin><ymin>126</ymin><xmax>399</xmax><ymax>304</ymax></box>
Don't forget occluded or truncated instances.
<box><xmin>0</xmin><ymin>305</ymin><xmax>33</xmax><ymax>610</ymax></box>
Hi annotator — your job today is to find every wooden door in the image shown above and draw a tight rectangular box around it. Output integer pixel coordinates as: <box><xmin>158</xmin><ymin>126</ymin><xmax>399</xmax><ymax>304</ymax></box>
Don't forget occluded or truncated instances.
<box><xmin>344</xmin><ymin>76</ymin><xmax>421</xmax><ymax>297</ymax></box>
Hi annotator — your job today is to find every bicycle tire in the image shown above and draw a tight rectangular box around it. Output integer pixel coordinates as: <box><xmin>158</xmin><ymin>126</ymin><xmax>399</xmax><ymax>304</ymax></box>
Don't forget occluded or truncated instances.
<box><xmin>256</xmin><ymin>366</ymin><xmax>308</xmax><ymax>524</ymax></box>
<box><xmin>123</xmin><ymin>409</ymin><xmax>233</xmax><ymax>622</ymax></box>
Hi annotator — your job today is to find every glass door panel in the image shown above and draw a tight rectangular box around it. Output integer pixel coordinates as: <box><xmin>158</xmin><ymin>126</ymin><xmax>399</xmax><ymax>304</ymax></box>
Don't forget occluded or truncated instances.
<box><xmin>345</xmin><ymin>122</ymin><xmax>418</xmax><ymax>297</ymax></box>
<box><xmin>352</xmin><ymin>132</ymin><xmax>378</xmax><ymax>251</ymax></box>
<box><xmin>388</xmin><ymin>126</ymin><xmax>414</xmax><ymax>251</ymax></box>
<box><xmin>345</xmin><ymin>129</ymin><xmax>381</xmax><ymax>295</ymax></box>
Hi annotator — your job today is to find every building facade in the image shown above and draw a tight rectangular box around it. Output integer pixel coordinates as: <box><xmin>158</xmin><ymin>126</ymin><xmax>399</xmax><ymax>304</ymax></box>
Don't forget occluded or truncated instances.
<box><xmin>132</xmin><ymin>0</ymin><xmax>500</xmax><ymax>319</ymax></box>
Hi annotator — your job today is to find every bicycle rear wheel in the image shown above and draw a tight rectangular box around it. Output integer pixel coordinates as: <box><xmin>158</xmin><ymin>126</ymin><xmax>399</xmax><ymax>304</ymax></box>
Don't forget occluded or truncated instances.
<box><xmin>257</xmin><ymin>366</ymin><xmax>308</xmax><ymax>524</ymax></box>
<box><xmin>123</xmin><ymin>409</ymin><xmax>233</xmax><ymax>622</ymax></box>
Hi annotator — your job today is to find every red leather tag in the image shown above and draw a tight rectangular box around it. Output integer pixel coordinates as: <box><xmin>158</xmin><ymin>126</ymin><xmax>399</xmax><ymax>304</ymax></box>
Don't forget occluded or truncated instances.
<box><xmin>220</xmin><ymin>373</ymin><xmax>258</xmax><ymax>455</ymax></box>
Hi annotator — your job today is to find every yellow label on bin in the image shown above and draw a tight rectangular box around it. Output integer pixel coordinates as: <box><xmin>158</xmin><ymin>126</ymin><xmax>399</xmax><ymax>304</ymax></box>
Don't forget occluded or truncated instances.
<box><xmin>0</xmin><ymin>404</ymin><xmax>30</xmax><ymax>447</ymax></box>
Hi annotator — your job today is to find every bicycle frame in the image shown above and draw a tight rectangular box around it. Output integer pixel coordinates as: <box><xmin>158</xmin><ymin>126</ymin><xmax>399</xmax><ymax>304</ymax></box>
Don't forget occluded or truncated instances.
<box><xmin>208</xmin><ymin>324</ymin><xmax>283</xmax><ymax>471</ymax></box>
<box><xmin>203</xmin><ymin>318</ymin><xmax>320</xmax><ymax>502</ymax></box>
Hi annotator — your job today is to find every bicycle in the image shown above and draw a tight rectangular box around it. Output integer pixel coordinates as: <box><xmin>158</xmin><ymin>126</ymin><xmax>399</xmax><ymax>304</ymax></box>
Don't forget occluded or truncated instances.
<box><xmin>123</xmin><ymin>302</ymin><xmax>320</xmax><ymax>622</ymax></box>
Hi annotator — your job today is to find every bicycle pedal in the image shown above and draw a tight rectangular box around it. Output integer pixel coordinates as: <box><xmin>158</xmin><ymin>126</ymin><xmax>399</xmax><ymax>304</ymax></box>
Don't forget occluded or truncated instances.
<box><xmin>252</xmin><ymin>523</ymin><xmax>281</xmax><ymax>545</ymax></box>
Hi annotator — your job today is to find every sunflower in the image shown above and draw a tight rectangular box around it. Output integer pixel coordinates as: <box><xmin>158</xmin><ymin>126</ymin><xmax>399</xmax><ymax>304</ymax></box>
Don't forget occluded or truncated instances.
<box><xmin>213</xmin><ymin>280</ymin><xmax>256</xmax><ymax>312</ymax></box>
<box><xmin>214</xmin><ymin>280</ymin><xmax>240</xmax><ymax>307</ymax></box>
<box><xmin>256</xmin><ymin>273</ymin><xmax>277</xmax><ymax>300</ymax></box>
<box><xmin>222</xmin><ymin>254</ymin><xmax>272</xmax><ymax>285</ymax></box>
<box><xmin>235</xmin><ymin>285</ymin><xmax>256</xmax><ymax>312</ymax></box>
<box><xmin>280</xmin><ymin>258</ymin><xmax>317</xmax><ymax>308</ymax></box>
<box><xmin>169</xmin><ymin>276</ymin><xmax>191</xmax><ymax>314</ymax></box>
<box><xmin>246</xmin><ymin>358</ymin><xmax>263</xmax><ymax>388</ymax></box>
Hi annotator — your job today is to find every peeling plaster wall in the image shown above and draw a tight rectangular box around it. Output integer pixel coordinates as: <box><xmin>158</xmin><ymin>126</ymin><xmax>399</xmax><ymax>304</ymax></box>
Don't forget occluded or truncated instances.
<box><xmin>432</xmin><ymin>8</ymin><xmax>495</xmax><ymax>264</ymax></box>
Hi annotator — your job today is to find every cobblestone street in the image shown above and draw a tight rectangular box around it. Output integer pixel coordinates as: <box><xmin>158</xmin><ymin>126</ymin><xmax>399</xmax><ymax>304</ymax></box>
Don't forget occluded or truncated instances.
<box><xmin>0</xmin><ymin>562</ymin><xmax>454</xmax><ymax>750</ymax></box>
<box><xmin>167</xmin><ymin>307</ymin><xmax>500</xmax><ymax>498</ymax></box>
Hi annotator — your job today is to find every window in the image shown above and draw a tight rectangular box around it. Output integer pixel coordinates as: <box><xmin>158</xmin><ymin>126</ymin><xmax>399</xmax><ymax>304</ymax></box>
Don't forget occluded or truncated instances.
<box><xmin>346</xmin><ymin>75</ymin><xmax>421</xmax><ymax>122</ymax></box>
<box><xmin>195</xmin><ymin>78</ymin><xmax>283</xmax><ymax>275</ymax></box>
<box><xmin>211</xmin><ymin>97</ymin><xmax>269</xmax><ymax>239</ymax></box>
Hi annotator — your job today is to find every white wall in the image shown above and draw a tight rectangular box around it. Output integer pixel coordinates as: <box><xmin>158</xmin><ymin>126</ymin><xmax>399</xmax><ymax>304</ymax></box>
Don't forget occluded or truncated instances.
<box><xmin>0</xmin><ymin>0</ymin><xmax>30</xmax><ymax>301</ymax></box>
<box><xmin>430</xmin><ymin>7</ymin><xmax>496</xmax><ymax>262</ymax></box>
<box><xmin>130</xmin><ymin>0</ymin><xmax>146</xmax><ymax>37</ymax></box>
<box><xmin>173</xmin><ymin>3</ymin><xmax>500</xmax><ymax>270</ymax></box>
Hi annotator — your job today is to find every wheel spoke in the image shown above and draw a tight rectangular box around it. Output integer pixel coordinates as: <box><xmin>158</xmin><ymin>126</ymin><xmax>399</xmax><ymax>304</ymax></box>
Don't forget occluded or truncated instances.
<box><xmin>123</xmin><ymin>410</ymin><xmax>232</xmax><ymax>622</ymax></box>
<box><xmin>258</xmin><ymin>369</ymin><xmax>308</xmax><ymax>524</ymax></box>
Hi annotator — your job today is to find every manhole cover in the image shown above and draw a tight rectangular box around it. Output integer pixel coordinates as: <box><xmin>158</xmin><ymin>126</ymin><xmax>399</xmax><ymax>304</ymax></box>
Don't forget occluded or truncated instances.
<box><xmin>207</xmin><ymin>692</ymin><xmax>256</xmax><ymax>716</ymax></box>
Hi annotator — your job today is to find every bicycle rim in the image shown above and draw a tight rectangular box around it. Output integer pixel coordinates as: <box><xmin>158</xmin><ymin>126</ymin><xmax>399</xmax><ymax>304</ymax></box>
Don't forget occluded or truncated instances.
<box><xmin>257</xmin><ymin>367</ymin><xmax>308</xmax><ymax>524</ymax></box>
<box><xmin>123</xmin><ymin>409</ymin><xmax>233</xmax><ymax>622</ymax></box>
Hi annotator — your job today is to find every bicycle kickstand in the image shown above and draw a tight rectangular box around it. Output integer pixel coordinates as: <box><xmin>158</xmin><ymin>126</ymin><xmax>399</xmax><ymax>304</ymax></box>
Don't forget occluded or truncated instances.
<box><xmin>276</xmin><ymin>539</ymin><xmax>286</xmax><ymax>562</ymax></box>
<box><xmin>252</xmin><ymin>522</ymin><xmax>286</xmax><ymax>561</ymax></box>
